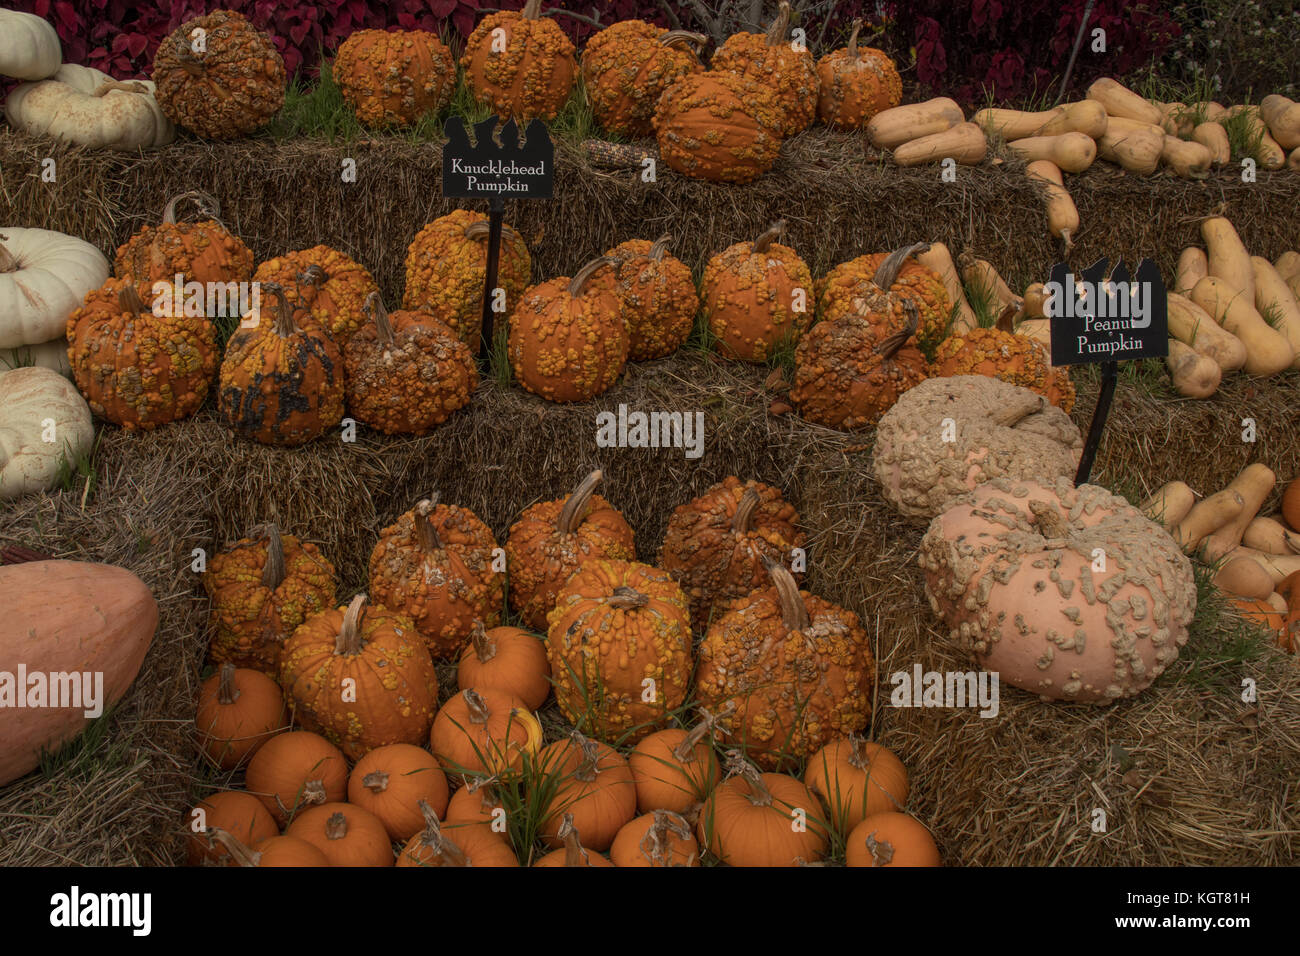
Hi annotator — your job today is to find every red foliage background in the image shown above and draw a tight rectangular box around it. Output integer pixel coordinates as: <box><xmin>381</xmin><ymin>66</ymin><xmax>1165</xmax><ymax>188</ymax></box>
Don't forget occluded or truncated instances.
<box><xmin>9</xmin><ymin>0</ymin><xmax>1180</xmax><ymax>105</ymax></box>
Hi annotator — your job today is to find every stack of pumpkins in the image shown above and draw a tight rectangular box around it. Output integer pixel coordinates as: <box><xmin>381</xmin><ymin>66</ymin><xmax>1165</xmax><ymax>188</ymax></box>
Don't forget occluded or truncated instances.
<box><xmin>189</xmin><ymin>471</ymin><xmax>918</xmax><ymax>866</ymax></box>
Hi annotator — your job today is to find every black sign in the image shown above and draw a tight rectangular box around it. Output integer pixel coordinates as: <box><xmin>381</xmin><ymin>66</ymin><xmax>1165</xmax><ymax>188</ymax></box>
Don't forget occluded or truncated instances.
<box><xmin>1045</xmin><ymin>258</ymin><xmax>1168</xmax><ymax>367</ymax></box>
<box><xmin>442</xmin><ymin>116</ymin><xmax>553</xmax><ymax>199</ymax></box>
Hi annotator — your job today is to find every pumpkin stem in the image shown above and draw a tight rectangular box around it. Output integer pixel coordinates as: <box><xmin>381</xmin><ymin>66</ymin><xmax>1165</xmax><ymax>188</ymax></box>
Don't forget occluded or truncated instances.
<box><xmin>1028</xmin><ymin>500</ymin><xmax>1071</xmax><ymax>540</ymax></box>
<box><xmin>672</xmin><ymin>706</ymin><xmax>725</xmax><ymax>762</ymax></box>
<box><xmin>991</xmin><ymin>391</ymin><xmax>1047</xmax><ymax>428</ymax></box>
<box><xmin>723</xmin><ymin>749</ymin><xmax>774</xmax><ymax>807</ymax></box>
<box><xmin>206</xmin><ymin>827</ymin><xmax>262</xmax><ymax>867</ymax></box>
<box><xmin>640</xmin><ymin>809</ymin><xmax>692</xmax><ymax>865</ymax></box>
<box><xmin>846</xmin><ymin>732</ymin><xmax>868</xmax><ymax>770</ymax></box>
<box><xmin>556</xmin><ymin>469</ymin><xmax>603</xmax><ymax>535</ymax></box>
<box><xmin>762</xmin><ymin>555</ymin><xmax>810</xmax><ymax>631</ymax></box>
<box><xmin>414</xmin><ymin>498</ymin><xmax>446</xmax><ymax>551</ymax></box>
<box><xmin>362</xmin><ymin>770</ymin><xmax>389</xmax><ymax>794</ymax></box>
<box><xmin>752</xmin><ymin>220</ymin><xmax>787</xmax><ymax>255</ymax></box>
<box><xmin>864</xmin><ymin>829</ymin><xmax>895</xmax><ymax>866</ymax></box>
<box><xmin>871</xmin><ymin>242</ymin><xmax>931</xmax><ymax>291</ymax></box>
<box><xmin>334</xmin><ymin>594</ymin><xmax>369</xmax><ymax>657</ymax></box>
<box><xmin>469</xmin><ymin>620</ymin><xmax>497</xmax><ymax>663</ymax></box>
<box><xmin>765</xmin><ymin>1</ymin><xmax>792</xmax><ymax>46</ymax></box>
<box><xmin>261</xmin><ymin>523</ymin><xmax>286</xmax><ymax>589</ymax></box>
<box><xmin>413</xmin><ymin>800</ymin><xmax>471</xmax><ymax>866</ymax></box>
<box><xmin>570</xmin><ymin>731</ymin><xmax>603</xmax><ymax>783</ymax></box>
<box><xmin>216</xmin><ymin>662</ymin><xmax>240</xmax><ymax>706</ymax></box>
<box><xmin>161</xmin><ymin>189</ymin><xmax>219</xmax><ymax>225</ymax></box>
<box><xmin>521</xmin><ymin>0</ymin><xmax>543</xmax><ymax>19</ymax></box>
<box><xmin>464</xmin><ymin>219</ymin><xmax>521</xmax><ymax>245</ymax></box>
<box><xmin>555</xmin><ymin>813</ymin><xmax>593</xmax><ymax>867</ymax></box>
<box><xmin>994</xmin><ymin>301</ymin><xmax>1018</xmax><ymax>334</ymax></box>
<box><xmin>659</xmin><ymin>31</ymin><xmax>707</xmax><ymax>53</ymax></box>
<box><xmin>648</xmin><ymin>233</ymin><xmax>673</xmax><ymax>261</ymax></box>
<box><xmin>324</xmin><ymin>811</ymin><xmax>349</xmax><ymax>841</ymax></box>
<box><xmin>117</xmin><ymin>282</ymin><xmax>147</xmax><ymax>315</ymax></box>
<box><xmin>175</xmin><ymin>47</ymin><xmax>206</xmax><ymax>76</ymax></box>
<box><xmin>0</xmin><ymin>235</ymin><xmax>18</xmax><ymax>274</ymax></box>
<box><xmin>730</xmin><ymin>487</ymin><xmax>761</xmax><ymax>533</ymax></box>
<box><xmin>464</xmin><ymin>688</ymin><xmax>491</xmax><ymax>726</ymax></box>
<box><xmin>300</xmin><ymin>779</ymin><xmax>328</xmax><ymax>808</ymax></box>
<box><xmin>261</xmin><ymin>283</ymin><xmax>298</xmax><ymax>338</ymax></box>
<box><xmin>363</xmin><ymin>291</ymin><xmax>395</xmax><ymax>345</ymax></box>
<box><xmin>876</xmin><ymin>302</ymin><xmax>919</xmax><ymax>360</ymax></box>
<box><xmin>298</xmin><ymin>264</ymin><xmax>330</xmax><ymax>290</ymax></box>
<box><xmin>567</xmin><ymin>256</ymin><xmax>616</xmax><ymax>297</ymax></box>
<box><xmin>606</xmin><ymin>585</ymin><xmax>649</xmax><ymax>610</ymax></box>
<box><xmin>846</xmin><ymin>18</ymin><xmax>863</xmax><ymax>60</ymax></box>
<box><xmin>93</xmin><ymin>79</ymin><xmax>149</xmax><ymax>97</ymax></box>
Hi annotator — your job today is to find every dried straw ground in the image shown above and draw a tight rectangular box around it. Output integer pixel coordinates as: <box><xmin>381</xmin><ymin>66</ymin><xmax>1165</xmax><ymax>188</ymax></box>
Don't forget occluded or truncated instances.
<box><xmin>1</xmin><ymin>128</ymin><xmax>1298</xmax><ymax>866</ymax></box>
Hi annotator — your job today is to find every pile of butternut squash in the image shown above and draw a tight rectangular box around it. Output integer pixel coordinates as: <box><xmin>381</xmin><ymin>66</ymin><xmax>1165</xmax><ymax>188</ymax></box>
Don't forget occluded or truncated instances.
<box><xmin>1141</xmin><ymin>468</ymin><xmax>1300</xmax><ymax>653</ymax></box>
<box><xmin>867</xmin><ymin>97</ymin><xmax>988</xmax><ymax>168</ymax></box>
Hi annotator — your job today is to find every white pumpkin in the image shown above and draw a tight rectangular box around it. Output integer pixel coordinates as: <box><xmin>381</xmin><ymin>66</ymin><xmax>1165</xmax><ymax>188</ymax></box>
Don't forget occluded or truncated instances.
<box><xmin>0</xmin><ymin>365</ymin><xmax>94</xmax><ymax>500</ymax></box>
<box><xmin>0</xmin><ymin>10</ymin><xmax>61</xmax><ymax>81</ymax></box>
<box><xmin>1</xmin><ymin>337</ymin><xmax>71</xmax><ymax>377</ymax></box>
<box><xmin>0</xmin><ymin>227</ymin><xmax>109</xmax><ymax>348</ymax></box>
<box><xmin>6</xmin><ymin>63</ymin><xmax>175</xmax><ymax>150</ymax></box>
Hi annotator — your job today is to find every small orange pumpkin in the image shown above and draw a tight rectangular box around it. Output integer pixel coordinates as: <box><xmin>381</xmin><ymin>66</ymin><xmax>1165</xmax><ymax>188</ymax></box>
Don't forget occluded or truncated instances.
<box><xmin>844</xmin><ymin>811</ymin><xmax>941</xmax><ymax>867</ymax></box>
<box><xmin>532</xmin><ymin>812</ymin><xmax>617</xmax><ymax>867</ymax></box>
<box><xmin>538</xmin><ymin>733</ymin><xmax>638</xmax><ymax>852</ymax></box>
<box><xmin>601</xmin><ymin>234</ymin><xmax>700</xmax><ymax>361</ymax></box>
<box><xmin>113</xmin><ymin>191</ymin><xmax>253</xmax><ymax>285</ymax></box>
<box><xmin>185</xmin><ymin>791</ymin><xmax>278</xmax><ymax>866</ymax></box>
<box><xmin>333</xmin><ymin>29</ymin><xmax>456</xmax><ymax>128</ymax></box>
<box><xmin>457</xmin><ymin>620</ymin><xmax>552</xmax><ymax>711</ymax></box>
<box><xmin>396</xmin><ymin>801</ymin><xmax>520</xmax><ymax>867</ymax></box>
<box><xmin>581</xmin><ymin>21</ymin><xmax>705</xmax><ymax>138</ymax></box>
<box><xmin>285</xmin><ymin>802</ymin><xmax>394</xmax><ymax>867</ymax></box>
<box><xmin>610</xmin><ymin>809</ymin><xmax>700</xmax><ymax>867</ymax></box>
<box><xmin>206</xmin><ymin>830</ymin><xmax>330</xmax><ymax>868</ymax></box>
<box><xmin>429</xmin><ymin>687</ymin><xmax>543</xmax><ymax>777</ymax></box>
<box><xmin>709</xmin><ymin>1</ymin><xmax>819</xmax><ymax>136</ymax></box>
<box><xmin>244</xmin><ymin>730</ymin><xmax>349</xmax><ymax>825</ymax></box>
<box><xmin>628</xmin><ymin>711</ymin><xmax>723</xmax><ymax>815</ymax></box>
<box><xmin>194</xmin><ymin>662</ymin><xmax>287</xmax><ymax>770</ymax></box>
<box><xmin>349</xmin><ymin>743</ymin><xmax>450</xmax><ymax>842</ymax></box>
<box><xmin>815</xmin><ymin>19</ymin><xmax>901</xmax><ymax>128</ymax></box>
<box><xmin>697</xmin><ymin>751</ymin><xmax>828</xmax><ymax>866</ymax></box>
<box><xmin>460</xmin><ymin>0</ymin><xmax>577</xmax><ymax>121</ymax></box>
<box><xmin>803</xmin><ymin>735</ymin><xmax>909</xmax><ymax>834</ymax></box>
<box><xmin>445</xmin><ymin>776</ymin><xmax>507</xmax><ymax>828</ymax></box>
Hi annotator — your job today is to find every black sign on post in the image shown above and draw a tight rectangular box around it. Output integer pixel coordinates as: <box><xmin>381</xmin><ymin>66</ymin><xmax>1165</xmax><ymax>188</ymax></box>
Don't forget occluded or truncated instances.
<box><xmin>442</xmin><ymin>116</ymin><xmax>554</xmax><ymax>361</ymax></box>
<box><xmin>1042</xmin><ymin>258</ymin><xmax>1169</xmax><ymax>485</ymax></box>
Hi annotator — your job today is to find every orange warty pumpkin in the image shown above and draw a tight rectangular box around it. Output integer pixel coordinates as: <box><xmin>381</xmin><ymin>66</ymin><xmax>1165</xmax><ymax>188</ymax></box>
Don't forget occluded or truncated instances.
<box><xmin>539</xmin><ymin>733</ymin><xmax>638</xmax><ymax>851</ymax></box>
<box><xmin>207</xmin><ymin>830</ymin><xmax>330</xmax><ymax>867</ymax></box>
<box><xmin>659</xmin><ymin>475</ymin><xmax>806</xmax><ymax>630</ymax></box>
<box><xmin>204</xmin><ymin>523</ymin><xmax>336</xmax><ymax>676</ymax></box>
<box><xmin>344</xmin><ymin>293</ymin><xmax>478</xmax><ymax>435</ymax></box>
<box><xmin>581</xmin><ymin>21</ymin><xmax>706</xmax><ymax>138</ymax></box>
<box><xmin>533</xmin><ymin>812</ymin><xmax>617</xmax><ymax>867</ymax></box>
<box><xmin>546</xmin><ymin>559</ymin><xmax>693</xmax><ymax>743</ymax></box>
<box><xmin>152</xmin><ymin>10</ymin><xmax>286</xmax><ymax>139</ymax></box>
<box><xmin>402</xmin><ymin>210</ymin><xmax>532</xmax><ymax>347</ymax></box>
<box><xmin>791</xmin><ymin>301</ymin><xmax>930</xmax><ymax>430</ymax></box>
<box><xmin>628</xmin><ymin>714</ymin><xmax>722</xmax><ymax>815</ymax></box>
<box><xmin>461</xmin><ymin>0</ymin><xmax>576</xmax><ymax>121</ymax></box>
<box><xmin>113</xmin><ymin>191</ymin><xmax>253</xmax><ymax>286</ymax></box>
<box><xmin>349</xmin><ymin>743</ymin><xmax>450</xmax><ymax>842</ymax></box>
<box><xmin>252</xmin><ymin>246</ymin><xmax>378</xmax><ymax>346</ymax></box>
<box><xmin>804</xmin><ymin>735</ymin><xmax>909</xmax><ymax>834</ymax></box>
<box><xmin>930</xmin><ymin>304</ymin><xmax>1076</xmax><ymax>413</ymax></box>
<box><xmin>66</xmin><ymin>277</ymin><xmax>217</xmax><ymax>428</ymax></box>
<box><xmin>457</xmin><ymin>620</ymin><xmax>552</xmax><ymax>710</ymax></box>
<box><xmin>504</xmin><ymin>469</ymin><xmax>636</xmax><ymax>631</ymax></box>
<box><xmin>815</xmin><ymin>19</ymin><xmax>901</xmax><ymax>128</ymax></box>
<box><xmin>816</xmin><ymin>242</ymin><xmax>951</xmax><ymax>344</ymax></box>
<box><xmin>217</xmin><ymin>282</ymin><xmax>345</xmax><ymax>446</ymax></box>
<box><xmin>333</xmin><ymin>29</ymin><xmax>456</xmax><ymax>128</ymax></box>
<box><xmin>653</xmin><ymin>70</ymin><xmax>784</xmax><ymax>183</ymax></box>
<box><xmin>702</xmin><ymin>221</ymin><xmax>813</xmax><ymax>362</ymax></box>
<box><xmin>368</xmin><ymin>497</ymin><xmax>504</xmax><ymax>659</ymax></box>
<box><xmin>509</xmin><ymin>256</ymin><xmax>628</xmax><ymax>402</ymax></box>
<box><xmin>695</xmin><ymin>558</ymin><xmax>874</xmax><ymax>769</ymax></box>
<box><xmin>397</xmin><ymin>801</ymin><xmax>520</xmax><ymax>867</ymax></box>
<box><xmin>709</xmin><ymin>2</ymin><xmax>819</xmax><ymax>137</ymax></box>
<box><xmin>600</xmin><ymin>235</ymin><xmax>700</xmax><ymax>361</ymax></box>
<box><xmin>185</xmin><ymin>791</ymin><xmax>278</xmax><ymax>866</ymax></box>
<box><xmin>195</xmin><ymin>662</ymin><xmax>288</xmax><ymax>769</ymax></box>
<box><xmin>244</xmin><ymin>730</ymin><xmax>349</xmax><ymax>825</ymax></box>
<box><xmin>844</xmin><ymin>811</ymin><xmax>941</xmax><ymax>867</ymax></box>
<box><xmin>697</xmin><ymin>751</ymin><xmax>828</xmax><ymax>866</ymax></box>
<box><xmin>285</xmin><ymin>802</ymin><xmax>394</xmax><ymax>867</ymax></box>
<box><xmin>279</xmin><ymin>594</ymin><xmax>439</xmax><ymax>761</ymax></box>
<box><xmin>429</xmin><ymin>687</ymin><xmax>542</xmax><ymax>777</ymax></box>
<box><xmin>610</xmin><ymin>809</ymin><xmax>700</xmax><ymax>867</ymax></box>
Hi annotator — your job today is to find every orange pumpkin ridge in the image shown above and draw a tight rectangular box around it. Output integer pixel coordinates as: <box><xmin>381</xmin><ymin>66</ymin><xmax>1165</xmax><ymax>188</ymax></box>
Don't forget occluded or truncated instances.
<box><xmin>816</xmin><ymin>241</ymin><xmax>951</xmax><ymax>343</ymax></box>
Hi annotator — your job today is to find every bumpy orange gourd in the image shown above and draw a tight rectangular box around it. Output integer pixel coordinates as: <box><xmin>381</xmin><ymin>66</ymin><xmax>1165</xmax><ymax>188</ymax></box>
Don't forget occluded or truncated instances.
<box><xmin>244</xmin><ymin>730</ymin><xmax>349</xmax><ymax>825</ymax></box>
<box><xmin>815</xmin><ymin>19</ymin><xmax>901</xmax><ymax>128</ymax></box>
<box><xmin>804</xmin><ymin>735</ymin><xmax>909</xmax><ymax>834</ymax></box>
<box><xmin>509</xmin><ymin>256</ymin><xmax>628</xmax><ymax>402</ymax></box>
<box><xmin>285</xmin><ymin>802</ymin><xmax>394</xmax><ymax>867</ymax></box>
<box><xmin>696</xmin><ymin>558</ymin><xmax>874</xmax><ymax>769</ymax></box>
<box><xmin>930</xmin><ymin>303</ymin><xmax>1076</xmax><ymax>413</ymax></box>
<box><xmin>217</xmin><ymin>283</ymin><xmax>345</xmax><ymax>446</ymax></box>
<box><xmin>151</xmin><ymin>10</ymin><xmax>286</xmax><ymax>139</ymax></box>
<box><xmin>252</xmin><ymin>246</ymin><xmax>378</xmax><ymax>345</ymax></box>
<box><xmin>791</xmin><ymin>301</ymin><xmax>930</xmax><ymax>430</ymax></box>
<box><xmin>114</xmin><ymin>191</ymin><xmax>254</xmax><ymax>286</ymax></box>
<box><xmin>702</xmin><ymin>220</ymin><xmax>813</xmax><ymax>362</ymax></box>
<box><xmin>628</xmin><ymin>713</ymin><xmax>722</xmax><ymax>814</ymax></box>
<box><xmin>195</xmin><ymin>662</ymin><xmax>288</xmax><ymax>769</ymax></box>
<box><xmin>429</xmin><ymin>687</ymin><xmax>542</xmax><ymax>777</ymax></box>
<box><xmin>710</xmin><ymin>1</ymin><xmax>819</xmax><ymax>137</ymax></box>
<box><xmin>816</xmin><ymin>242</ymin><xmax>951</xmax><ymax>343</ymax></box>
<box><xmin>538</xmin><ymin>733</ymin><xmax>638</xmax><ymax>851</ymax></box>
<box><xmin>457</xmin><ymin>621</ymin><xmax>552</xmax><ymax>710</ymax></box>
<box><xmin>348</xmin><ymin>743</ymin><xmax>450</xmax><ymax>842</ymax></box>
<box><xmin>333</xmin><ymin>29</ymin><xmax>455</xmax><ymax>128</ymax></box>
<box><xmin>185</xmin><ymin>791</ymin><xmax>278</xmax><ymax>865</ymax></box>
<box><xmin>659</xmin><ymin>476</ymin><xmax>806</xmax><ymax>630</ymax></box>
<box><xmin>397</xmin><ymin>801</ymin><xmax>520</xmax><ymax>867</ymax></box>
<box><xmin>844</xmin><ymin>811</ymin><xmax>940</xmax><ymax>867</ymax></box>
<box><xmin>533</xmin><ymin>812</ymin><xmax>617</xmax><ymax>866</ymax></box>
<box><xmin>504</xmin><ymin>469</ymin><xmax>636</xmax><ymax>631</ymax></box>
<box><xmin>599</xmin><ymin>235</ymin><xmax>699</xmax><ymax>361</ymax></box>
<box><xmin>697</xmin><ymin>751</ymin><xmax>828</xmax><ymax>866</ymax></box>
<box><xmin>402</xmin><ymin>210</ymin><xmax>532</xmax><ymax>347</ymax></box>
<box><xmin>204</xmin><ymin>523</ymin><xmax>336</xmax><ymax>676</ymax></box>
<box><xmin>581</xmin><ymin>21</ymin><xmax>705</xmax><ymax>138</ymax></box>
<box><xmin>66</xmin><ymin>277</ymin><xmax>217</xmax><ymax>428</ymax></box>
<box><xmin>279</xmin><ymin>594</ymin><xmax>439</xmax><ymax>761</ymax></box>
<box><xmin>653</xmin><ymin>70</ymin><xmax>785</xmax><ymax>183</ymax></box>
<box><xmin>461</xmin><ymin>0</ymin><xmax>576</xmax><ymax>121</ymax></box>
<box><xmin>343</xmin><ymin>293</ymin><xmax>477</xmax><ymax>435</ymax></box>
<box><xmin>368</xmin><ymin>497</ymin><xmax>504</xmax><ymax>659</ymax></box>
<box><xmin>610</xmin><ymin>809</ymin><xmax>700</xmax><ymax>867</ymax></box>
<box><xmin>546</xmin><ymin>559</ymin><xmax>693</xmax><ymax>743</ymax></box>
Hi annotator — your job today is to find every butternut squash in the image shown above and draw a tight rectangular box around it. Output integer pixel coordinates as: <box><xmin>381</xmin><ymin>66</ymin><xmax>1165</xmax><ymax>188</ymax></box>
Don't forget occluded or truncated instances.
<box><xmin>892</xmin><ymin>121</ymin><xmax>987</xmax><ymax>166</ymax></box>
<box><xmin>1139</xmin><ymin>480</ymin><xmax>1196</xmax><ymax>527</ymax></box>
<box><xmin>1165</xmin><ymin>338</ymin><xmax>1221</xmax><ymax>398</ymax></box>
<box><xmin>1160</xmin><ymin>135</ymin><xmax>1211</xmax><ymax>178</ymax></box>
<box><xmin>1096</xmin><ymin>124</ymin><xmax>1163</xmax><ymax>174</ymax></box>
<box><xmin>1201</xmin><ymin>217</ymin><xmax>1254</xmax><ymax>301</ymax></box>
<box><xmin>1222</xmin><ymin>548</ymin><xmax>1300</xmax><ymax>587</ymax></box>
<box><xmin>1190</xmin><ymin>275</ymin><xmax>1295</xmax><ymax>376</ymax></box>
<box><xmin>1243</xmin><ymin>516</ymin><xmax>1300</xmax><ymax>555</ymax></box>
<box><xmin>867</xmin><ymin>98</ymin><xmax>964</xmax><ymax>150</ymax></box>
<box><xmin>1250</xmin><ymin>257</ymin><xmax>1300</xmax><ymax>369</ymax></box>
<box><xmin>1166</xmin><ymin>291</ymin><xmax>1246</xmax><ymax>371</ymax></box>
<box><xmin>1202</xmin><ymin>464</ymin><xmax>1276</xmax><ymax>562</ymax></box>
<box><xmin>1194</xmin><ymin>101</ymin><xmax>1226</xmax><ymax>122</ymax></box>
<box><xmin>1223</xmin><ymin>105</ymin><xmax>1286</xmax><ymax>168</ymax></box>
<box><xmin>1086</xmin><ymin>77</ymin><xmax>1163</xmax><ymax>126</ymax></box>
<box><xmin>1174</xmin><ymin>247</ymin><xmax>1208</xmax><ymax>295</ymax></box>
<box><xmin>959</xmin><ymin>255</ymin><xmax>1020</xmax><ymax>313</ymax></box>
<box><xmin>1156</xmin><ymin>101</ymin><xmax>1196</xmax><ymax>138</ymax></box>
<box><xmin>1259</xmin><ymin>94</ymin><xmax>1300</xmax><ymax>150</ymax></box>
<box><xmin>1213</xmin><ymin>557</ymin><xmax>1275</xmax><ymax>600</ymax></box>
<box><xmin>1288</xmin><ymin>144</ymin><xmax>1300</xmax><ymax>172</ymax></box>
<box><xmin>1191</xmin><ymin>121</ymin><xmax>1230</xmax><ymax>165</ymax></box>
<box><xmin>1006</xmin><ymin>132</ymin><xmax>1095</xmax><ymax>173</ymax></box>
<box><xmin>1275</xmin><ymin>251</ymin><xmax>1300</xmax><ymax>282</ymax></box>
<box><xmin>1024</xmin><ymin>160</ymin><xmax>1078</xmax><ymax>249</ymax></box>
<box><xmin>915</xmin><ymin>243</ymin><xmax>976</xmax><ymax>332</ymax></box>
<box><xmin>973</xmin><ymin>100</ymin><xmax>1107</xmax><ymax>140</ymax></box>
<box><xmin>1173</xmin><ymin>488</ymin><xmax>1244</xmax><ymax>552</ymax></box>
